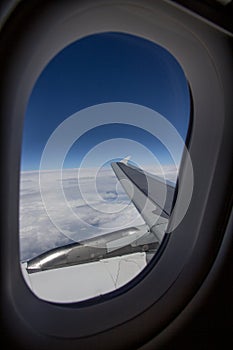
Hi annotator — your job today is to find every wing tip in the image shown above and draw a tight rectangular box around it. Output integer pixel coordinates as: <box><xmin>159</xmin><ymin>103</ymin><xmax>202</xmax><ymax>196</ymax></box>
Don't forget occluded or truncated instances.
<box><xmin>120</xmin><ymin>155</ymin><xmax>131</xmax><ymax>165</ymax></box>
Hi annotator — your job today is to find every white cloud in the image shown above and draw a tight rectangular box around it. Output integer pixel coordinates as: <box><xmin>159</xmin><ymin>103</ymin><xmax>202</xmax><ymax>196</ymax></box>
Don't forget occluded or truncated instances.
<box><xmin>20</xmin><ymin>165</ymin><xmax>178</xmax><ymax>261</ymax></box>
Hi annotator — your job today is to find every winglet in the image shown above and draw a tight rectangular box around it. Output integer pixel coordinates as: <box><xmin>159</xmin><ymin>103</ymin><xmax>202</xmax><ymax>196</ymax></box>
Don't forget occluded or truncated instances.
<box><xmin>120</xmin><ymin>155</ymin><xmax>131</xmax><ymax>165</ymax></box>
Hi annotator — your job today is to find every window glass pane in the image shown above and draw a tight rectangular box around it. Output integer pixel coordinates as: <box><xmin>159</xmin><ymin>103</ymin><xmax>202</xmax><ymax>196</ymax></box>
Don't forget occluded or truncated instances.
<box><xmin>20</xmin><ymin>32</ymin><xmax>191</xmax><ymax>303</ymax></box>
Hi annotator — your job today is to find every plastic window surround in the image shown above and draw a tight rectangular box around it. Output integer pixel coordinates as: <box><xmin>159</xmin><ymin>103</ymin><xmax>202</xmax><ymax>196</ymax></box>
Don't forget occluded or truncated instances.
<box><xmin>1</xmin><ymin>0</ymin><xmax>232</xmax><ymax>344</ymax></box>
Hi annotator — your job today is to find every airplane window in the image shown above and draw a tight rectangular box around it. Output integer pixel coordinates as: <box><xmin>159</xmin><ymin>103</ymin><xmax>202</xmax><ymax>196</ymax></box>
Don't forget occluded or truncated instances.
<box><xmin>20</xmin><ymin>32</ymin><xmax>191</xmax><ymax>303</ymax></box>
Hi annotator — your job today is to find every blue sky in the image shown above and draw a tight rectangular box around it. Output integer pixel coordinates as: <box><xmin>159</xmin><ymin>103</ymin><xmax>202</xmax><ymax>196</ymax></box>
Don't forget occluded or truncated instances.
<box><xmin>21</xmin><ymin>32</ymin><xmax>190</xmax><ymax>171</ymax></box>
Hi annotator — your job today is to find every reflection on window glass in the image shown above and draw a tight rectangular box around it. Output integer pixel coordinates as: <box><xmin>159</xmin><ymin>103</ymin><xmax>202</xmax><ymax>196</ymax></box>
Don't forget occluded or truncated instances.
<box><xmin>20</xmin><ymin>32</ymin><xmax>190</xmax><ymax>303</ymax></box>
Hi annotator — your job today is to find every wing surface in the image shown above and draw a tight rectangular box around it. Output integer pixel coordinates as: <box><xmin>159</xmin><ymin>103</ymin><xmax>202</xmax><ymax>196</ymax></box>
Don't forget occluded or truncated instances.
<box><xmin>21</xmin><ymin>160</ymin><xmax>177</xmax><ymax>302</ymax></box>
<box><xmin>111</xmin><ymin>161</ymin><xmax>176</xmax><ymax>241</ymax></box>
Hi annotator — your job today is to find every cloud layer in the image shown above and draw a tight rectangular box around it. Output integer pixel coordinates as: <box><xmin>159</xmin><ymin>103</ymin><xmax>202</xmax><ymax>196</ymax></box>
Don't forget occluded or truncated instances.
<box><xmin>20</xmin><ymin>165</ymin><xmax>177</xmax><ymax>261</ymax></box>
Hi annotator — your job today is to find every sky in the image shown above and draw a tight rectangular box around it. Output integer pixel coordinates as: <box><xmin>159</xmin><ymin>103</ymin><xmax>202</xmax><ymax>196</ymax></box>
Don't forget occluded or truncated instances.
<box><xmin>20</xmin><ymin>32</ymin><xmax>191</xmax><ymax>265</ymax></box>
<box><xmin>21</xmin><ymin>32</ymin><xmax>190</xmax><ymax>171</ymax></box>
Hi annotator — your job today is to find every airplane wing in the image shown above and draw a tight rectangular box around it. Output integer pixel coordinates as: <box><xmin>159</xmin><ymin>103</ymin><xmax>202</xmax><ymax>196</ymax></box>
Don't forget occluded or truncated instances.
<box><xmin>21</xmin><ymin>160</ymin><xmax>176</xmax><ymax>302</ymax></box>
<box><xmin>111</xmin><ymin>160</ymin><xmax>176</xmax><ymax>241</ymax></box>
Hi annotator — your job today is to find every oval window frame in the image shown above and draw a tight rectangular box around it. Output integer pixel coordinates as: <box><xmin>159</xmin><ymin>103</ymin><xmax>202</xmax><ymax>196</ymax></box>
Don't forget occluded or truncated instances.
<box><xmin>1</xmin><ymin>0</ymin><xmax>231</xmax><ymax>347</ymax></box>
